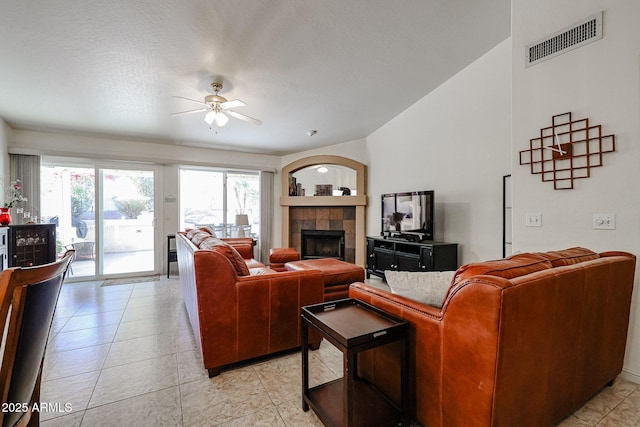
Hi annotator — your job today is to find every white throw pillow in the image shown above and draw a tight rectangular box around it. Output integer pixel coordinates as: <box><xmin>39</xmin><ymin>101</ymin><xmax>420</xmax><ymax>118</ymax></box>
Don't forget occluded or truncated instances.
<box><xmin>384</xmin><ymin>270</ymin><xmax>455</xmax><ymax>308</ymax></box>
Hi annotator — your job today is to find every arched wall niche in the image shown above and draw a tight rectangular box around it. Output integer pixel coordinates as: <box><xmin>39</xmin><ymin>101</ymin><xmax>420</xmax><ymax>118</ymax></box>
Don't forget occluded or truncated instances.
<box><xmin>280</xmin><ymin>155</ymin><xmax>367</xmax><ymax>266</ymax></box>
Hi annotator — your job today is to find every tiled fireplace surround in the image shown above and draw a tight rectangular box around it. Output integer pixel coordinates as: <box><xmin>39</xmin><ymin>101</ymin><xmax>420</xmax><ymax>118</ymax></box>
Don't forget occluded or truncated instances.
<box><xmin>289</xmin><ymin>206</ymin><xmax>356</xmax><ymax>264</ymax></box>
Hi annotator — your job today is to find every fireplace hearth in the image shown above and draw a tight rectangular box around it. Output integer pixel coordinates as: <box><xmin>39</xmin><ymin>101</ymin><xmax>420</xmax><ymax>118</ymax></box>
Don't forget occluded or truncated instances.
<box><xmin>301</xmin><ymin>229</ymin><xmax>345</xmax><ymax>260</ymax></box>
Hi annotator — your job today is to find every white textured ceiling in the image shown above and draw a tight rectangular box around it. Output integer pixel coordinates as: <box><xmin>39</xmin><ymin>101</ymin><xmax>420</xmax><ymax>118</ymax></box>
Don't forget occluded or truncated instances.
<box><xmin>0</xmin><ymin>0</ymin><xmax>510</xmax><ymax>155</ymax></box>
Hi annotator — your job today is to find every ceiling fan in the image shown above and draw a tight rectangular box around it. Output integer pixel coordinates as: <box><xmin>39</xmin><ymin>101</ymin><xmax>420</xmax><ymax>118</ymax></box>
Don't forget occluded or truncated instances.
<box><xmin>171</xmin><ymin>82</ymin><xmax>262</xmax><ymax>127</ymax></box>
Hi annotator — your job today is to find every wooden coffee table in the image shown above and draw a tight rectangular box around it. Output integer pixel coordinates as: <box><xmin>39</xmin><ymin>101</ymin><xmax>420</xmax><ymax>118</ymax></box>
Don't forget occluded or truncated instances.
<box><xmin>301</xmin><ymin>298</ymin><xmax>409</xmax><ymax>426</ymax></box>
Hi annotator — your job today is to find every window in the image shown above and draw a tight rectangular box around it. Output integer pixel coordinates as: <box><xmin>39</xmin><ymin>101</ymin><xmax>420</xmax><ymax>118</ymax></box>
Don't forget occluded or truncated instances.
<box><xmin>179</xmin><ymin>169</ymin><xmax>260</xmax><ymax>238</ymax></box>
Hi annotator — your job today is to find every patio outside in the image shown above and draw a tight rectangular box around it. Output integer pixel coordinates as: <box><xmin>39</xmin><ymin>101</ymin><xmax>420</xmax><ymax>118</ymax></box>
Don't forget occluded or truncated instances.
<box><xmin>66</xmin><ymin>249</ymin><xmax>154</xmax><ymax>278</ymax></box>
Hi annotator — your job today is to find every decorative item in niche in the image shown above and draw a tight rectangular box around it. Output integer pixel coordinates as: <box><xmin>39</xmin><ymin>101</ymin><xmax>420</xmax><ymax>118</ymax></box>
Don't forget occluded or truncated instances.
<box><xmin>519</xmin><ymin>112</ymin><xmax>615</xmax><ymax>189</ymax></box>
<box><xmin>338</xmin><ymin>187</ymin><xmax>351</xmax><ymax>196</ymax></box>
<box><xmin>289</xmin><ymin>176</ymin><xmax>298</xmax><ymax>196</ymax></box>
<box><xmin>314</xmin><ymin>185</ymin><xmax>332</xmax><ymax>196</ymax></box>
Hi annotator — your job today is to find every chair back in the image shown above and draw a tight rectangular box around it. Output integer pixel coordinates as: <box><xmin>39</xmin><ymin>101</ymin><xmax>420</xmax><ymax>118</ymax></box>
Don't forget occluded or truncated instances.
<box><xmin>0</xmin><ymin>251</ymin><xmax>73</xmax><ymax>427</ymax></box>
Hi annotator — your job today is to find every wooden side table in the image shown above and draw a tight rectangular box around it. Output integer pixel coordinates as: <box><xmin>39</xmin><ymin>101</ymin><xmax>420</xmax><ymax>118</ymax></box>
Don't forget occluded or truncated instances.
<box><xmin>301</xmin><ymin>298</ymin><xmax>409</xmax><ymax>426</ymax></box>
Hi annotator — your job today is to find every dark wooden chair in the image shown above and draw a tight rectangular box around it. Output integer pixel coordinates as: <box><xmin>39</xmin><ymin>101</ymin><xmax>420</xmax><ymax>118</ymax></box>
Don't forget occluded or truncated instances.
<box><xmin>0</xmin><ymin>250</ymin><xmax>74</xmax><ymax>427</ymax></box>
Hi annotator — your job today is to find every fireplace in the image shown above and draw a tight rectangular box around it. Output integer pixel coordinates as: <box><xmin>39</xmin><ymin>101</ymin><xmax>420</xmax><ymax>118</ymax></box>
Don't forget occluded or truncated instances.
<box><xmin>301</xmin><ymin>229</ymin><xmax>345</xmax><ymax>260</ymax></box>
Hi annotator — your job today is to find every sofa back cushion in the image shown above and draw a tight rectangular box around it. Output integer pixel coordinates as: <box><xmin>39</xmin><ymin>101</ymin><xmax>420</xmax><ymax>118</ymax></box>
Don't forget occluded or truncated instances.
<box><xmin>186</xmin><ymin>230</ymin><xmax>212</xmax><ymax>247</ymax></box>
<box><xmin>199</xmin><ymin>236</ymin><xmax>250</xmax><ymax>276</ymax></box>
<box><xmin>198</xmin><ymin>225</ymin><xmax>218</xmax><ymax>237</ymax></box>
<box><xmin>537</xmin><ymin>247</ymin><xmax>600</xmax><ymax>267</ymax></box>
<box><xmin>186</xmin><ymin>227</ymin><xmax>209</xmax><ymax>239</ymax></box>
<box><xmin>452</xmin><ymin>253</ymin><xmax>553</xmax><ymax>286</ymax></box>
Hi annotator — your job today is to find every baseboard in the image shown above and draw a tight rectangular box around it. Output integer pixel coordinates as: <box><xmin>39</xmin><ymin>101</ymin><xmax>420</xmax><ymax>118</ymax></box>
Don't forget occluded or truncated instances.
<box><xmin>619</xmin><ymin>367</ymin><xmax>640</xmax><ymax>385</ymax></box>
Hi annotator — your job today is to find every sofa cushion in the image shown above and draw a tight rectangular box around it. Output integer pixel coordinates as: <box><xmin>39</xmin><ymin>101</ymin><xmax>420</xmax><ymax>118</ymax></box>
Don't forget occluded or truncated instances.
<box><xmin>249</xmin><ymin>267</ymin><xmax>279</xmax><ymax>275</ymax></box>
<box><xmin>538</xmin><ymin>247</ymin><xmax>600</xmax><ymax>267</ymax></box>
<box><xmin>452</xmin><ymin>253</ymin><xmax>552</xmax><ymax>286</ymax></box>
<box><xmin>199</xmin><ymin>237</ymin><xmax>250</xmax><ymax>276</ymax></box>
<box><xmin>245</xmin><ymin>259</ymin><xmax>266</xmax><ymax>269</ymax></box>
<box><xmin>198</xmin><ymin>225</ymin><xmax>218</xmax><ymax>237</ymax></box>
<box><xmin>385</xmin><ymin>270</ymin><xmax>455</xmax><ymax>308</ymax></box>
<box><xmin>186</xmin><ymin>228</ymin><xmax>203</xmax><ymax>240</ymax></box>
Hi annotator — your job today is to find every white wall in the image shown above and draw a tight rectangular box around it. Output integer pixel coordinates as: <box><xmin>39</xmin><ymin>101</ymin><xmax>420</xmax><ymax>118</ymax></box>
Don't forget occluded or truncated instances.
<box><xmin>367</xmin><ymin>39</ymin><xmax>512</xmax><ymax>264</ymax></box>
<box><xmin>283</xmin><ymin>40</ymin><xmax>512</xmax><ymax>264</ymax></box>
<box><xmin>511</xmin><ymin>0</ymin><xmax>640</xmax><ymax>379</ymax></box>
<box><xmin>280</xmin><ymin>138</ymin><xmax>368</xmax><ymax>167</ymax></box>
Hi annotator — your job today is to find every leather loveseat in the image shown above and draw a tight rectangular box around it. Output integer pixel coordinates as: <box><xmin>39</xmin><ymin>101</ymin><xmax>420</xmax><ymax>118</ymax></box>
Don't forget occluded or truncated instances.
<box><xmin>176</xmin><ymin>228</ymin><xmax>324</xmax><ymax>377</ymax></box>
<box><xmin>349</xmin><ymin>248</ymin><xmax>636</xmax><ymax>426</ymax></box>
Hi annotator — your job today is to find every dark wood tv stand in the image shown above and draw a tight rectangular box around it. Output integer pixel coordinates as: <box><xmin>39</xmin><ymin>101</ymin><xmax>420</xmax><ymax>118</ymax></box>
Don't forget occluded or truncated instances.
<box><xmin>366</xmin><ymin>236</ymin><xmax>458</xmax><ymax>280</ymax></box>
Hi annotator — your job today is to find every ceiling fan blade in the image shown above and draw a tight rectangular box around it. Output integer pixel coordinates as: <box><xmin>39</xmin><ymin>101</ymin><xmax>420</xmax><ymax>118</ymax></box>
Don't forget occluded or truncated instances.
<box><xmin>172</xmin><ymin>96</ymin><xmax>208</xmax><ymax>106</ymax></box>
<box><xmin>170</xmin><ymin>108</ymin><xmax>208</xmax><ymax>116</ymax></box>
<box><xmin>227</xmin><ymin>110</ymin><xmax>262</xmax><ymax>126</ymax></box>
<box><xmin>221</xmin><ymin>99</ymin><xmax>246</xmax><ymax>109</ymax></box>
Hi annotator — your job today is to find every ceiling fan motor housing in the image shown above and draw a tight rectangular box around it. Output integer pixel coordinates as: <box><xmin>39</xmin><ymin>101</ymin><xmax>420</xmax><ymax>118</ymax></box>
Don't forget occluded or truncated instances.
<box><xmin>205</xmin><ymin>94</ymin><xmax>228</xmax><ymax>105</ymax></box>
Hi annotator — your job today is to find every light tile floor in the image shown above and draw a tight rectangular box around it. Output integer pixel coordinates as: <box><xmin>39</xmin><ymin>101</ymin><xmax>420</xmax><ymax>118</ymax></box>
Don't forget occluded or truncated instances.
<box><xmin>40</xmin><ymin>277</ymin><xmax>640</xmax><ymax>426</ymax></box>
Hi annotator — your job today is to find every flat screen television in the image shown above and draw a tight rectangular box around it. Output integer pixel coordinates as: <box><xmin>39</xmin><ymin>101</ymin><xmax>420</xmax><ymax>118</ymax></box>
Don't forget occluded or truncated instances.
<box><xmin>381</xmin><ymin>190</ymin><xmax>434</xmax><ymax>241</ymax></box>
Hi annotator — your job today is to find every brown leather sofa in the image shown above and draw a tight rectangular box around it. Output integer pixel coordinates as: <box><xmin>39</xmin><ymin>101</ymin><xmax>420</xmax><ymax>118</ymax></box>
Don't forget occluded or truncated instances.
<box><xmin>349</xmin><ymin>248</ymin><xmax>636</xmax><ymax>427</ymax></box>
<box><xmin>176</xmin><ymin>228</ymin><xmax>324</xmax><ymax>377</ymax></box>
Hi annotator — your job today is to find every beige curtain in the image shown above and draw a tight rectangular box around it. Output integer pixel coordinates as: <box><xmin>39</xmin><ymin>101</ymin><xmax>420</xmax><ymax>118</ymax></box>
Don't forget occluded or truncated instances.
<box><xmin>9</xmin><ymin>154</ymin><xmax>40</xmax><ymax>223</ymax></box>
<box><xmin>259</xmin><ymin>170</ymin><xmax>274</xmax><ymax>263</ymax></box>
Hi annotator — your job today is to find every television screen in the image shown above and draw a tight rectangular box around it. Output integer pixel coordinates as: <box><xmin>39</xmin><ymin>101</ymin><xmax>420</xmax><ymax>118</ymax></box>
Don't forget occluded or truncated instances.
<box><xmin>381</xmin><ymin>191</ymin><xmax>434</xmax><ymax>240</ymax></box>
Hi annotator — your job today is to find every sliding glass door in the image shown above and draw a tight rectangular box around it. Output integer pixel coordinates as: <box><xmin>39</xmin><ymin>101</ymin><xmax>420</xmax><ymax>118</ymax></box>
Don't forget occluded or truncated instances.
<box><xmin>41</xmin><ymin>166</ymin><xmax>96</xmax><ymax>278</ymax></box>
<box><xmin>101</xmin><ymin>169</ymin><xmax>155</xmax><ymax>275</ymax></box>
<box><xmin>41</xmin><ymin>162</ymin><xmax>157</xmax><ymax>279</ymax></box>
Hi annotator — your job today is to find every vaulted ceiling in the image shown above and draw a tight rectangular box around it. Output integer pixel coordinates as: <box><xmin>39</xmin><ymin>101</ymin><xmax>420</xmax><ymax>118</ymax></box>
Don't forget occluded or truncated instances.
<box><xmin>0</xmin><ymin>0</ymin><xmax>510</xmax><ymax>155</ymax></box>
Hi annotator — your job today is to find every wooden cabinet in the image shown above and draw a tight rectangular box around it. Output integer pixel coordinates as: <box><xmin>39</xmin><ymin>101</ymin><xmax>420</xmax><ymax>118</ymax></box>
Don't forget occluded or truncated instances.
<box><xmin>0</xmin><ymin>227</ymin><xmax>8</xmax><ymax>271</ymax></box>
<box><xmin>8</xmin><ymin>224</ymin><xmax>57</xmax><ymax>268</ymax></box>
<box><xmin>366</xmin><ymin>236</ymin><xmax>458</xmax><ymax>280</ymax></box>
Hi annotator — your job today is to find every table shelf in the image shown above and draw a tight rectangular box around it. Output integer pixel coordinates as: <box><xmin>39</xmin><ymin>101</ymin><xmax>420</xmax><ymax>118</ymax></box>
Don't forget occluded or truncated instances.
<box><xmin>306</xmin><ymin>378</ymin><xmax>404</xmax><ymax>427</ymax></box>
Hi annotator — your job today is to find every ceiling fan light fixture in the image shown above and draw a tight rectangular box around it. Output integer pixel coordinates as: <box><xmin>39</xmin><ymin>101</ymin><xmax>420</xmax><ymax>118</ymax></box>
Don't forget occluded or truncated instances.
<box><xmin>204</xmin><ymin>110</ymin><xmax>229</xmax><ymax>127</ymax></box>
<box><xmin>215</xmin><ymin>112</ymin><xmax>229</xmax><ymax>127</ymax></box>
<box><xmin>204</xmin><ymin>111</ymin><xmax>216</xmax><ymax>125</ymax></box>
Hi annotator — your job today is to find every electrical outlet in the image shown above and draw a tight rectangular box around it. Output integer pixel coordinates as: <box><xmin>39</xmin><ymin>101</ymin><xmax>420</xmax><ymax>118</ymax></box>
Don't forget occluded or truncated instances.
<box><xmin>593</xmin><ymin>213</ymin><xmax>615</xmax><ymax>230</ymax></box>
<box><xmin>526</xmin><ymin>212</ymin><xmax>542</xmax><ymax>227</ymax></box>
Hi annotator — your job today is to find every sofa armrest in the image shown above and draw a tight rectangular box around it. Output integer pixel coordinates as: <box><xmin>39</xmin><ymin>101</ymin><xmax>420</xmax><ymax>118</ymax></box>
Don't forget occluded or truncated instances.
<box><xmin>230</xmin><ymin>244</ymin><xmax>254</xmax><ymax>260</ymax></box>
<box><xmin>349</xmin><ymin>282</ymin><xmax>444</xmax><ymax>318</ymax></box>
<box><xmin>600</xmin><ymin>250</ymin><xmax>636</xmax><ymax>260</ymax></box>
<box><xmin>222</xmin><ymin>237</ymin><xmax>256</xmax><ymax>246</ymax></box>
<box><xmin>219</xmin><ymin>238</ymin><xmax>254</xmax><ymax>259</ymax></box>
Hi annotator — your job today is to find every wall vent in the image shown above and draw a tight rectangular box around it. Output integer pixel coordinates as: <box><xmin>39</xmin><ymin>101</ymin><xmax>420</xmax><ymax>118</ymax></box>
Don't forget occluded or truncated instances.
<box><xmin>526</xmin><ymin>12</ymin><xmax>602</xmax><ymax>67</ymax></box>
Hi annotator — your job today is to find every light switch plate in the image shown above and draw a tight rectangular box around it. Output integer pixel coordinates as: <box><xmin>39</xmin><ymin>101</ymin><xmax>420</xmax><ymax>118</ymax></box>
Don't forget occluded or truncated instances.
<box><xmin>526</xmin><ymin>212</ymin><xmax>542</xmax><ymax>227</ymax></box>
<box><xmin>593</xmin><ymin>213</ymin><xmax>615</xmax><ymax>230</ymax></box>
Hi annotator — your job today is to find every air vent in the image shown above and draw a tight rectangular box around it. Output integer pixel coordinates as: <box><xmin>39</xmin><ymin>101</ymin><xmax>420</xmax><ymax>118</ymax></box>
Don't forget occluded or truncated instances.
<box><xmin>526</xmin><ymin>12</ymin><xmax>602</xmax><ymax>67</ymax></box>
